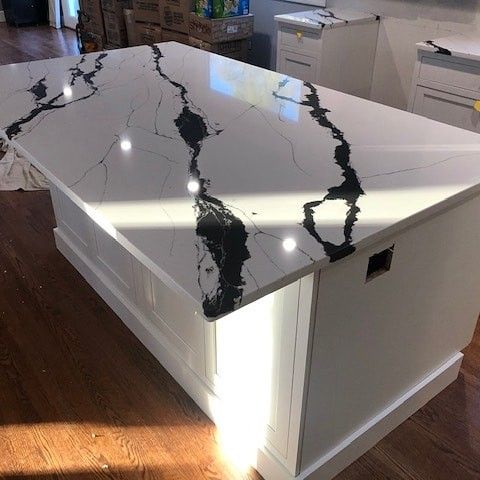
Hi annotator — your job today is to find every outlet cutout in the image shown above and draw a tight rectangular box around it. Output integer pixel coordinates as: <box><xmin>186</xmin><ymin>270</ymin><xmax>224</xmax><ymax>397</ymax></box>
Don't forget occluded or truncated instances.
<box><xmin>366</xmin><ymin>245</ymin><xmax>394</xmax><ymax>282</ymax></box>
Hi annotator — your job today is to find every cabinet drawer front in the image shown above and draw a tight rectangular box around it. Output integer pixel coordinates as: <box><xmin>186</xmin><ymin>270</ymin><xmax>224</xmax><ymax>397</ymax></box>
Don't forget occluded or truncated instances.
<box><xmin>280</xmin><ymin>25</ymin><xmax>321</xmax><ymax>54</ymax></box>
<box><xmin>412</xmin><ymin>86</ymin><xmax>480</xmax><ymax>133</ymax></box>
<box><xmin>419</xmin><ymin>55</ymin><xmax>480</xmax><ymax>93</ymax></box>
<box><xmin>278</xmin><ymin>50</ymin><xmax>317</xmax><ymax>83</ymax></box>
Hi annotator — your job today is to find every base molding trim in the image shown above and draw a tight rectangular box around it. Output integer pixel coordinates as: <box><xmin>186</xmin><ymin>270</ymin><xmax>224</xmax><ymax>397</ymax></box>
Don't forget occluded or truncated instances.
<box><xmin>300</xmin><ymin>352</ymin><xmax>463</xmax><ymax>479</ymax></box>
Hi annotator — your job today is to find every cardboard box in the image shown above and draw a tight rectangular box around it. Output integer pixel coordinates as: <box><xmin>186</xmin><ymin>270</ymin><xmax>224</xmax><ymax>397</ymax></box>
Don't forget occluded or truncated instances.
<box><xmin>103</xmin><ymin>9</ymin><xmax>128</xmax><ymax>46</ymax></box>
<box><xmin>162</xmin><ymin>28</ymin><xmax>189</xmax><ymax>44</ymax></box>
<box><xmin>189</xmin><ymin>12</ymin><xmax>253</xmax><ymax>42</ymax></box>
<box><xmin>189</xmin><ymin>35</ymin><xmax>248</xmax><ymax>61</ymax></box>
<box><xmin>101</xmin><ymin>0</ymin><xmax>131</xmax><ymax>13</ymax></box>
<box><xmin>124</xmin><ymin>9</ymin><xmax>138</xmax><ymax>45</ymax></box>
<box><xmin>135</xmin><ymin>22</ymin><xmax>163</xmax><ymax>45</ymax></box>
<box><xmin>80</xmin><ymin>0</ymin><xmax>106</xmax><ymax>39</ymax></box>
<box><xmin>160</xmin><ymin>0</ymin><xmax>194</xmax><ymax>34</ymax></box>
<box><xmin>133</xmin><ymin>0</ymin><xmax>161</xmax><ymax>24</ymax></box>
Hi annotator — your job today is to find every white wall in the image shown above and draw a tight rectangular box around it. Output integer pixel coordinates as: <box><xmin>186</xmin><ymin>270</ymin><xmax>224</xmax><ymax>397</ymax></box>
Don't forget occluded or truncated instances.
<box><xmin>250</xmin><ymin>0</ymin><xmax>480</xmax><ymax>109</ymax></box>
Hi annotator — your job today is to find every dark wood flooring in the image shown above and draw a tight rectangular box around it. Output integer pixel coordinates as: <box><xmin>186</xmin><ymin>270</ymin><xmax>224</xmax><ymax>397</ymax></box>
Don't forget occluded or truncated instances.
<box><xmin>0</xmin><ymin>24</ymin><xmax>79</xmax><ymax>65</ymax></box>
<box><xmin>0</xmin><ymin>22</ymin><xmax>480</xmax><ymax>480</ymax></box>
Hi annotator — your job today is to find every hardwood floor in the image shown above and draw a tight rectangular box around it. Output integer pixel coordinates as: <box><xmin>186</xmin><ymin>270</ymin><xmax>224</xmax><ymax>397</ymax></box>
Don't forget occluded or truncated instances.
<box><xmin>0</xmin><ymin>23</ymin><xmax>78</xmax><ymax>65</ymax></box>
<box><xmin>0</xmin><ymin>22</ymin><xmax>480</xmax><ymax>480</ymax></box>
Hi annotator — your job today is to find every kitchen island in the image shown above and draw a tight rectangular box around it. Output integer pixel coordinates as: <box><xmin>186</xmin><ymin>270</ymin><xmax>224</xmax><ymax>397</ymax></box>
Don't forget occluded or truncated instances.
<box><xmin>1</xmin><ymin>42</ymin><xmax>480</xmax><ymax>479</ymax></box>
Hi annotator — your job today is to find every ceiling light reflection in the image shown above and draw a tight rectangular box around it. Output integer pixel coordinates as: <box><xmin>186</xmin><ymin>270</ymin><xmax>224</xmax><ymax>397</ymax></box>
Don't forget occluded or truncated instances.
<box><xmin>120</xmin><ymin>139</ymin><xmax>132</xmax><ymax>151</ymax></box>
<box><xmin>187</xmin><ymin>179</ymin><xmax>200</xmax><ymax>194</ymax></box>
<box><xmin>282</xmin><ymin>238</ymin><xmax>297</xmax><ymax>252</ymax></box>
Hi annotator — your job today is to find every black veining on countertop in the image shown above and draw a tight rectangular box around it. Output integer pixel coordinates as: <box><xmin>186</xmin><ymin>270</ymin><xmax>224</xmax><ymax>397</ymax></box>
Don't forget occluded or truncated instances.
<box><xmin>28</xmin><ymin>77</ymin><xmax>48</xmax><ymax>103</ymax></box>
<box><xmin>151</xmin><ymin>45</ymin><xmax>251</xmax><ymax>318</ymax></box>
<box><xmin>274</xmin><ymin>80</ymin><xmax>364</xmax><ymax>262</ymax></box>
<box><xmin>68</xmin><ymin>55</ymin><xmax>87</xmax><ymax>86</ymax></box>
<box><xmin>425</xmin><ymin>40</ymin><xmax>452</xmax><ymax>56</ymax></box>
<box><xmin>314</xmin><ymin>9</ymin><xmax>348</xmax><ymax>25</ymax></box>
<box><xmin>4</xmin><ymin>52</ymin><xmax>108</xmax><ymax>139</ymax></box>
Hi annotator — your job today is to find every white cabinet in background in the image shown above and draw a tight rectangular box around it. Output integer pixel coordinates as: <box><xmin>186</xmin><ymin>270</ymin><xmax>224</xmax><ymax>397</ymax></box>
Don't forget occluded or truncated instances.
<box><xmin>278</xmin><ymin>49</ymin><xmax>317</xmax><ymax>83</ymax></box>
<box><xmin>409</xmin><ymin>36</ymin><xmax>480</xmax><ymax>133</ymax></box>
<box><xmin>275</xmin><ymin>9</ymin><xmax>380</xmax><ymax>99</ymax></box>
<box><xmin>411</xmin><ymin>86</ymin><xmax>480</xmax><ymax>132</ymax></box>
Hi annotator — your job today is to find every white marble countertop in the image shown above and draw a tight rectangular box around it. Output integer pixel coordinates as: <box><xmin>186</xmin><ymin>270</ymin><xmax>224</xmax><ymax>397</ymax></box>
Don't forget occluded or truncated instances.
<box><xmin>274</xmin><ymin>8</ymin><xmax>378</xmax><ymax>29</ymax></box>
<box><xmin>417</xmin><ymin>33</ymin><xmax>480</xmax><ymax>62</ymax></box>
<box><xmin>1</xmin><ymin>42</ymin><xmax>480</xmax><ymax>319</ymax></box>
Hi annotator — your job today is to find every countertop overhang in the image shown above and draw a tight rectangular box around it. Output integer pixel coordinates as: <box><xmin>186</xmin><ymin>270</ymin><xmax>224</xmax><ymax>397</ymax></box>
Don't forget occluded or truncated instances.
<box><xmin>417</xmin><ymin>33</ymin><xmax>480</xmax><ymax>62</ymax></box>
<box><xmin>1</xmin><ymin>42</ymin><xmax>480</xmax><ymax>319</ymax></box>
<box><xmin>274</xmin><ymin>8</ymin><xmax>379</xmax><ymax>29</ymax></box>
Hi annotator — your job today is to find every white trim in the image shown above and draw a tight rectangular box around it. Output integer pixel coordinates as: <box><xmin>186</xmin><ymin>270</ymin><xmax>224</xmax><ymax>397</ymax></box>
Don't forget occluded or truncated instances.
<box><xmin>285</xmin><ymin>273</ymin><xmax>318</xmax><ymax>474</ymax></box>
<box><xmin>0</xmin><ymin>11</ymin><xmax>6</xmax><ymax>23</ymax></box>
<box><xmin>54</xmin><ymin>226</ymin><xmax>463</xmax><ymax>480</ymax></box>
<box><xmin>298</xmin><ymin>353</ymin><xmax>463</xmax><ymax>480</ymax></box>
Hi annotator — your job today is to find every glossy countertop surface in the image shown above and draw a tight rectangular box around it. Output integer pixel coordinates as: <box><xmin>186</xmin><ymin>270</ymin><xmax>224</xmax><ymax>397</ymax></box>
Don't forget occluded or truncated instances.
<box><xmin>418</xmin><ymin>33</ymin><xmax>480</xmax><ymax>62</ymax></box>
<box><xmin>274</xmin><ymin>8</ymin><xmax>378</xmax><ymax>29</ymax></box>
<box><xmin>1</xmin><ymin>42</ymin><xmax>480</xmax><ymax>319</ymax></box>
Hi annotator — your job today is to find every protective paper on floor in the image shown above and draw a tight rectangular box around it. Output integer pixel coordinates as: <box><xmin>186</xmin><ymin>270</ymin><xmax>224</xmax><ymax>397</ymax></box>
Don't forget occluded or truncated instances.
<box><xmin>0</xmin><ymin>141</ymin><xmax>49</xmax><ymax>191</ymax></box>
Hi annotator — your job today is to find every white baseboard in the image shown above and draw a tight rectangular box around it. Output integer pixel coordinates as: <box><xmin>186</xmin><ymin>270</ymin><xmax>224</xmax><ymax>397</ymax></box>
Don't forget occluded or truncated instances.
<box><xmin>54</xmin><ymin>227</ymin><xmax>462</xmax><ymax>480</ymax></box>
<box><xmin>0</xmin><ymin>11</ymin><xmax>6</xmax><ymax>23</ymax></box>
<box><xmin>300</xmin><ymin>352</ymin><xmax>462</xmax><ymax>479</ymax></box>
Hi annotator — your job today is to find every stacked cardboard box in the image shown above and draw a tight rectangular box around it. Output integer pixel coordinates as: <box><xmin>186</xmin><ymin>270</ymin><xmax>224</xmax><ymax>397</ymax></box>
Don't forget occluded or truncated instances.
<box><xmin>188</xmin><ymin>12</ymin><xmax>253</xmax><ymax>61</ymax></box>
<box><xmin>133</xmin><ymin>0</ymin><xmax>193</xmax><ymax>46</ymax></box>
<box><xmin>79</xmin><ymin>0</ymin><xmax>106</xmax><ymax>43</ymax></box>
<box><xmin>102</xmin><ymin>0</ymin><xmax>131</xmax><ymax>47</ymax></box>
<box><xmin>160</xmin><ymin>0</ymin><xmax>193</xmax><ymax>36</ymax></box>
<box><xmin>130</xmin><ymin>0</ymin><xmax>252</xmax><ymax>60</ymax></box>
<box><xmin>133</xmin><ymin>0</ymin><xmax>161</xmax><ymax>24</ymax></box>
<box><xmin>135</xmin><ymin>21</ymin><xmax>163</xmax><ymax>45</ymax></box>
<box><xmin>132</xmin><ymin>0</ymin><xmax>162</xmax><ymax>46</ymax></box>
<box><xmin>189</xmin><ymin>36</ymin><xmax>247</xmax><ymax>60</ymax></box>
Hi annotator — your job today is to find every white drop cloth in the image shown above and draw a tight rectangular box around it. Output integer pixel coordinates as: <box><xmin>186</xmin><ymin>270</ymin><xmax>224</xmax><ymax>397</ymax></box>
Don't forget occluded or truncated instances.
<box><xmin>0</xmin><ymin>141</ymin><xmax>49</xmax><ymax>191</ymax></box>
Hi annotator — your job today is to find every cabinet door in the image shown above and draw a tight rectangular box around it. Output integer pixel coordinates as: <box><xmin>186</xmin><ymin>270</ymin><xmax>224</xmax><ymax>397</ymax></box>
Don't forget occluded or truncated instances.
<box><xmin>147</xmin><ymin>273</ymin><xmax>207</xmax><ymax>379</ymax></box>
<box><xmin>207</xmin><ymin>279</ymin><xmax>306</xmax><ymax>461</ymax></box>
<box><xmin>50</xmin><ymin>185</ymin><xmax>96</xmax><ymax>260</ymax></box>
<box><xmin>412</xmin><ymin>85</ymin><xmax>480</xmax><ymax>133</ymax></box>
<box><xmin>93</xmin><ymin>224</ymin><xmax>136</xmax><ymax>304</ymax></box>
<box><xmin>278</xmin><ymin>49</ymin><xmax>317</xmax><ymax>83</ymax></box>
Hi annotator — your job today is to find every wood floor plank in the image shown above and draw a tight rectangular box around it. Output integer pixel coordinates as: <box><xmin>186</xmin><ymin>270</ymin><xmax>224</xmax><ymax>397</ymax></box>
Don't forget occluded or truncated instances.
<box><xmin>0</xmin><ymin>23</ymin><xmax>479</xmax><ymax>480</ymax></box>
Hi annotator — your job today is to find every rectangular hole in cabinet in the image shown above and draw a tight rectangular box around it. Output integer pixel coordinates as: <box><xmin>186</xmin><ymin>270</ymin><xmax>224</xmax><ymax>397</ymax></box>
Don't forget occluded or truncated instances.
<box><xmin>366</xmin><ymin>245</ymin><xmax>395</xmax><ymax>283</ymax></box>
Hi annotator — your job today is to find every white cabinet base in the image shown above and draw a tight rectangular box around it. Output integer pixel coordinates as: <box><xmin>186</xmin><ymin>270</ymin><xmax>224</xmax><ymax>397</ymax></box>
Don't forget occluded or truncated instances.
<box><xmin>409</xmin><ymin>47</ymin><xmax>480</xmax><ymax>132</ymax></box>
<box><xmin>50</xmin><ymin>180</ymin><xmax>480</xmax><ymax>480</ymax></box>
<box><xmin>275</xmin><ymin>14</ymin><xmax>379</xmax><ymax>99</ymax></box>
<box><xmin>53</xmin><ymin>227</ymin><xmax>465</xmax><ymax>480</ymax></box>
